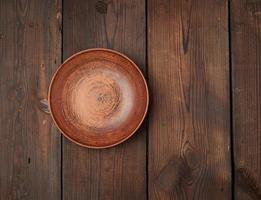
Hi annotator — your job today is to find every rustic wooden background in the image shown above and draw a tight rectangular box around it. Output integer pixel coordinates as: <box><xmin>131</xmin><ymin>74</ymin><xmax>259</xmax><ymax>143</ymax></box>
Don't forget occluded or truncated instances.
<box><xmin>0</xmin><ymin>0</ymin><xmax>260</xmax><ymax>199</ymax></box>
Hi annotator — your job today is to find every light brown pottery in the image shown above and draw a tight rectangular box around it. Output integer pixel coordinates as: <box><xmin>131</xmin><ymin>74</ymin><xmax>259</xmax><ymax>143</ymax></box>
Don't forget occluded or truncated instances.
<box><xmin>48</xmin><ymin>48</ymin><xmax>149</xmax><ymax>148</ymax></box>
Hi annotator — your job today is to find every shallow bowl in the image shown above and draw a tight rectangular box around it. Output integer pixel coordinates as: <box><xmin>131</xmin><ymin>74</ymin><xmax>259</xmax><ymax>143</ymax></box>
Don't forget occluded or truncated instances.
<box><xmin>48</xmin><ymin>48</ymin><xmax>149</xmax><ymax>148</ymax></box>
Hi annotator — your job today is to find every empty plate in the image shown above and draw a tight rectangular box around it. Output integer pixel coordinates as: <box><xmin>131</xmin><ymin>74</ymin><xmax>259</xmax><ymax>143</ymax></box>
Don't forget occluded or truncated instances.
<box><xmin>48</xmin><ymin>48</ymin><xmax>149</xmax><ymax>148</ymax></box>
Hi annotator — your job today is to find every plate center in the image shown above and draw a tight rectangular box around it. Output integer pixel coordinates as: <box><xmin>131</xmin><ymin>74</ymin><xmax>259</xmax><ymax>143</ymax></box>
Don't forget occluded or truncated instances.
<box><xmin>64</xmin><ymin>64</ymin><xmax>134</xmax><ymax>132</ymax></box>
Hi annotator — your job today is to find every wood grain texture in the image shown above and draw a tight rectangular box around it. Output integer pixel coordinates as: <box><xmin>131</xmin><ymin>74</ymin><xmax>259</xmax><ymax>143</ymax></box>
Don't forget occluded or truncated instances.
<box><xmin>62</xmin><ymin>0</ymin><xmax>146</xmax><ymax>199</ymax></box>
<box><xmin>0</xmin><ymin>0</ymin><xmax>61</xmax><ymax>199</ymax></box>
<box><xmin>231</xmin><ymin>0</ymin><xmax>261</xmax><ymax>199</ymax></box>
<box><xmin>148</xmin><ymin>0</ymin><xmax>231</xmax><ymax>199</ymax></box>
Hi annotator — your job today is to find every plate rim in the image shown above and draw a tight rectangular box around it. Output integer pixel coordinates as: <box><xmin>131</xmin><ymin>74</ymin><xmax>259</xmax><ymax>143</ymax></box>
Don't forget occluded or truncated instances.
<box><xmin>48</xmin><ymin>48</ymin><xmax>149</xmax><ymax>149</ymax></box>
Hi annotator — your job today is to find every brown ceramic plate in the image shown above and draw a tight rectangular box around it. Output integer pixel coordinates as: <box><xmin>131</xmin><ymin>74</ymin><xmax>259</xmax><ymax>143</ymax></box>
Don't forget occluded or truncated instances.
<box><xmin>48</xmin><ymin>48</ymin><xmax>148</xmax><ymax>148</ymax></box>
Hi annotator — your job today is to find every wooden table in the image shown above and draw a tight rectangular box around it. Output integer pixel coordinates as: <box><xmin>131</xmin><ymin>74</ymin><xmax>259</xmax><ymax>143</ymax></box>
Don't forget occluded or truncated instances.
<box><xmin>0</xmin><ymin>0</ymin><xmax>260</xmax><ymax>199</ymax></box>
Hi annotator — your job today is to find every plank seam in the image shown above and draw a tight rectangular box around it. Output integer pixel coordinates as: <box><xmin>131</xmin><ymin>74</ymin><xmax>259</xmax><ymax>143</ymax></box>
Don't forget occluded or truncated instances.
<box><xmin>145</xmin><ymin>0</ymin><xmax>149</xmax><ymax>199</ymax></box>
<box><xmin>61</xmin><ymin>0</ymin><xmax>64</xmax><ymax>199</ymax></box>
<box><xmin>228</xmin><ymin>0</ymin><xmax>235</xmax><ymax>199</ymax></box>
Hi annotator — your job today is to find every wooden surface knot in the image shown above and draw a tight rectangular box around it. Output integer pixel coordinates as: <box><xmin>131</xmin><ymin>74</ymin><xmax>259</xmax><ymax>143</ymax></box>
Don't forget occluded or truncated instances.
<box><xmin>157</xmin><ymin>157</ymin><xmax>192</xmax><ymax>191</ymax></box>
<box><xmin>95</xmin><ymin>0</ymin><xmax>108</xmax><ymax>14</ymax></box>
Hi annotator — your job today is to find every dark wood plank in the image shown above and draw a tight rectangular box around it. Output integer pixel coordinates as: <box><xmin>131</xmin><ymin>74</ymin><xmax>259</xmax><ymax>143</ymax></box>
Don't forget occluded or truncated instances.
<box><xmin>148</xmin><ymin>0</ymin><xmax>231</xmax><ymax>199</ymax></box>
<box><xmin>62</xmin><ymin>0</ymin><xmax>146</xmax><ymax>199</ymax></box>
<box><xmin>0</xmin><ymin>0</ymin><xmax>61</xmax><ymax>199</ymax></box>
<box><xmin>231</xmin><ymin>0</ymin><xmax>261</xmax><ymax>199</ymax></box>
